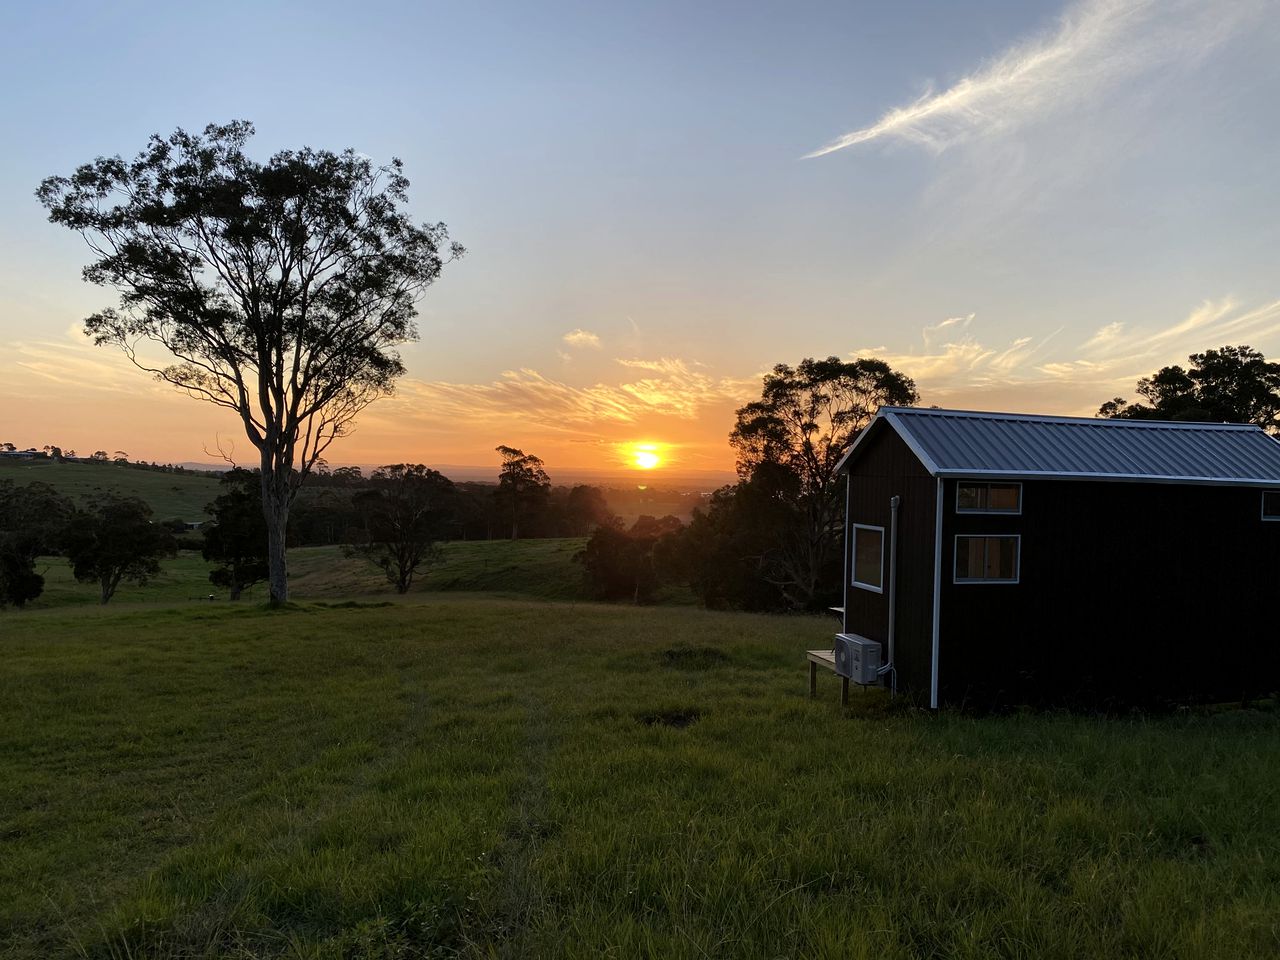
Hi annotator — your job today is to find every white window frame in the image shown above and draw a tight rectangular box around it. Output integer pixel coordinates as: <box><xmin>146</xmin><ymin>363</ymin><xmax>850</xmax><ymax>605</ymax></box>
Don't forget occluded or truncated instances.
<box><xmin>955</xmin><ymin>480</ymin><xmax>1023</xmax><ymax>515</ymax></box>
<box><xmin>1263</xmin><ymin>490</ymin><xmax>1280</xmax><ymax>521</ymax></box>
<box><xmin>953</xmin><ymin>534</ymin><xmax>1021</xmax><ymax>585</ymax></box>
<box><xmin>851</xmin><ymin>523</ymin><xmax>885</xmax><ymax>594</ymax></box>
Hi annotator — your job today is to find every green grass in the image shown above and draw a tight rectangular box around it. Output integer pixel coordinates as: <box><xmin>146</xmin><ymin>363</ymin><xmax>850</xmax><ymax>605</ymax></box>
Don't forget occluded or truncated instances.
<box><xmin>0</xmin><ymin>459</ymin><xmax>220</xmax><ymax>522</ymax></box>
<box><xmin>2</xmin><ymin>598</ymin><xmax>1278</xmax><ymax>958</ymax></box>
<box><xmin>26</xmin><ymin>539</ymin><xmax>637</xmax><ymax>608</ymax></box>
<box><xmin>30</xmin><ymin>553</ymin><xmax>221</xmax><ymax>608</ymax></box>
<box><xmin>290</xmin><ymin>539</ymin><xmax>593</xmax><ymax>603</ymax></box>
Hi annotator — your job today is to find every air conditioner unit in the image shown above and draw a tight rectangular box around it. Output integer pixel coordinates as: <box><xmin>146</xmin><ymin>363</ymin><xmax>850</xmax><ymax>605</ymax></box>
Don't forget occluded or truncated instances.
<box><xmin>834</xmin><ymin>633</ymin><xmax>882</xmax><ymax>685</ymax></box>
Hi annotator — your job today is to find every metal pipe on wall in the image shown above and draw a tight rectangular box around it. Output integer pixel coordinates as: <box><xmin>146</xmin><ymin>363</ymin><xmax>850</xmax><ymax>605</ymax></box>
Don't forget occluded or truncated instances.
<box><xmin>882</xmin><ymin>494</ymin><xmax>900</xmax><ymax>695</ymax></box>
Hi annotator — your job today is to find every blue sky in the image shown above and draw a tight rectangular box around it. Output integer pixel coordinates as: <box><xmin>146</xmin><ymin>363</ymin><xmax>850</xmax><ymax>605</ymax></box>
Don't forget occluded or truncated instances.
<box><xmin>3</xmin><ymin>0</ymin><xmax>1279</xmax><ymax>473</ymax></box>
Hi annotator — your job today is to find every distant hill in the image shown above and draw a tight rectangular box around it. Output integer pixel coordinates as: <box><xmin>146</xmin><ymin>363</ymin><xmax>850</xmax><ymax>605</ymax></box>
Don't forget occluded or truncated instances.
<box><xmin>0</xmin><ymin>459</ymin><xmax>221</xmax><ymax>522</ymax></box>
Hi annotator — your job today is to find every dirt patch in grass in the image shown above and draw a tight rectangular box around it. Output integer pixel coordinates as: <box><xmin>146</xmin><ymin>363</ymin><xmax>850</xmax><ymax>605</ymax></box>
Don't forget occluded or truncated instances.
<box><xmin>637</xmin><ymin>708</ymin><xmax>702</xmax><ymax>729</ymax></box>
<box><xmin>660</xmin><ymin>646</ymin><xmax>729</xmax><ymax>670</ymax></box>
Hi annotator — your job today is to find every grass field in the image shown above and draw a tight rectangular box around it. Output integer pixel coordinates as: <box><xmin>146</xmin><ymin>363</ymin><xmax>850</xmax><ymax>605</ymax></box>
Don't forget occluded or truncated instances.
<box><xmin>23</xmin><ymin>539</ymin><xmax>599</xmax><ymax>609</ymax></box>
<box><xmin>0</xmin><ymin>459</ymin><xmax>220</xmax><ymax>522</ymax></box>
<box><xmin>289</xmin><ymin>539</ymin><xmax>595</xmax><ymax>603</ymax></box>
<box><xmin>2</xmin><ymin>598</ymin><xmax>1279</xmax><ymax>958</ymax></box>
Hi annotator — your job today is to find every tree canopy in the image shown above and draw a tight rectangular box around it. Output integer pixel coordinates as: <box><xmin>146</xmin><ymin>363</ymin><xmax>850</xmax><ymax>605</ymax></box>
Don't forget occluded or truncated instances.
<box><xmin>64</xmin><ymin>495</ymin><xmax>175</xmax><ymax>604</ymax></box>
<box><xmin>0</xmin><ymin>481</ymin><xmax>74</xmax><ymax>609</ymax></box>
<box><xmin>495</xmin><ymin>446</ymin><xmax>551</xmax><ymax>540</ymax></box>
<box><xmin>351</xmin><ymin>464</ymin><xmax>454</xmax><ymax>594</ymax></box>
<box><xmin>203</xmin><ymin>468</ymin><xmax>270</xmax><ymax>600</ymax></box>
<box><xmin>1099</xmin><ymin>345</ymin><xmax>1280</xmax><ymax>431</ymax></box>
<box><xmin>577</xmin><ymin>514</ymin><xmax>685</xmax><ymax>604</ymax></box>
<box><xmin>726</xmin><ymin>356</ymin><xmax>918</xmax><ymax>609</ymax></box>
<box><xmin>38</xmin><ymin>121</ymin><xmax>462</xmax><ymax>604</ymax></box>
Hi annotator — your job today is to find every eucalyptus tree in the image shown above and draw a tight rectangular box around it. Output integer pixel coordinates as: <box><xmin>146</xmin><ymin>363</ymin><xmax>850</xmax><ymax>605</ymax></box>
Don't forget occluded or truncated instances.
<box><xmin>495</xmin><ymin>446</ymin><xmax>551</xmax><ymax>540</ymax></box>
<box><xmin>64</xmin><ymin>495</ymin><xmax>175</xmax><ymax>605</ymax></box>
<box><xmin>351</xmin><ymin>464</ymin><xmax>454</xmax><ymax>594</ymax></box>
<box><xmin>1099</xmin><ymin>345</ymin><xmax>1280</xmax><ymax>431</ymax></box>
<box><xmin>38</xmin><ymin>121</ymin><xmax>462</xmax><ymax>603</ymax></box>
<box><xmin>203</xmin><ymin>468</ymin><xmax>270</xmax><ymax>600</ymax></box>
<box><xmin>728</xmin><ymin>356</ymin><xmax>918</xmax><ymax>609</ymax></box>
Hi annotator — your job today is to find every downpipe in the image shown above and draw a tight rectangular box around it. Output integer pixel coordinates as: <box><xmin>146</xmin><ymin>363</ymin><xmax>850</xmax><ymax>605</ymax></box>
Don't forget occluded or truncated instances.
<box><xmin>878</xmin><ymin>495</ymin><xmax>900</xmax><ymax>695</ymax></box>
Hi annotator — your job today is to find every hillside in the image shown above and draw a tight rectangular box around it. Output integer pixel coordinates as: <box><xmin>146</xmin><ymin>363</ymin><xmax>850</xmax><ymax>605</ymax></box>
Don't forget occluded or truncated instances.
<box><xmin>0</xmin><ymin>458</ymin><xmax>221</xmax><ymax>522</ymax></box>
<box><xmin>3</xmin><ymin>598</ymin><xmax>1278</xmax><ymax>958</ymax></box>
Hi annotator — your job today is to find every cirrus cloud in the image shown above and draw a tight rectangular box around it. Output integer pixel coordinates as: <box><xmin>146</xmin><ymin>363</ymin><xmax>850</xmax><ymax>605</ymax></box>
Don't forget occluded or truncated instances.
<box><xmin>369</xmin><ymin>357</ymin><xmax>759</xmax><ymax>436</ymax></box>
<box><xmin>859</xmin><ymin>296</ymin><xmax>1280</xmax><ymax>414</ymax></box>
<box><xmin>806</xmin><ymin>0</ymin><xmax>1264</xmax><ymax>158</ymax></box>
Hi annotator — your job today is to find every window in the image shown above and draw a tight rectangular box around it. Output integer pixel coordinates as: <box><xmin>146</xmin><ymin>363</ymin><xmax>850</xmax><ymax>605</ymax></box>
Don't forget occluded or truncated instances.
<box><xmin>954</xmin><ymin>536</ymin><xmax>1020</xmax><ymax>583</ymax></box>
<box><xmin>852</xmin><ymin>524</ymin><xmax>884</xmax><ymax>592</ymax></box>
<box><xmin>956</xmin><ymin>481</ymin><xmax>1022</xmax><ymax>514</ymax></box>
<box><xmin>1264</xmin><ymin>491</ymin><xmax>1280</xmax><ymax>521</ymax></box>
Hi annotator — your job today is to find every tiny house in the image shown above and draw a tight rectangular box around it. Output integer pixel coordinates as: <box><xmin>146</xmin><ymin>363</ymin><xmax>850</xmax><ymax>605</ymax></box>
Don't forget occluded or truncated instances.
<box><xmin>836</xmin><ymin>407</ymin><xmax>1280</xmax><ymax>707</ymax></box>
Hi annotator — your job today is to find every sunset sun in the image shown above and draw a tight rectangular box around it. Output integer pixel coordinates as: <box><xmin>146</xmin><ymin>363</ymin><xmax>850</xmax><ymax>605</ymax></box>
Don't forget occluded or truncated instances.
<box><xmin>629</xmin><ymin>443</ymin><xmax>662</xmax><ymax>470</ymax></box>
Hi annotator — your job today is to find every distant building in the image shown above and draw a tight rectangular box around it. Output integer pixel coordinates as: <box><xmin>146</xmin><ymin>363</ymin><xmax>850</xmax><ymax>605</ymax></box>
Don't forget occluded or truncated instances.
<box><xmin>836</xmin><ymin>407</ymin><xmax>1280</xmax><ymax>707</ymax></box>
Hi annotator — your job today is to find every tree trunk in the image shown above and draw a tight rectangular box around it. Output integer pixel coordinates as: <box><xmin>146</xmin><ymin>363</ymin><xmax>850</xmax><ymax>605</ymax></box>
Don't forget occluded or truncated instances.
<box><xmin>266</xmin><ymin>506</ymin><xmax>289</xmax><ymax>605</ymax></box>
<box><xmin>260</xmin><ymin>464</ymin><xmax>290</xmax><ymax>606</ymax></box>
<box><xmin>100</xmin><ymin>569</ymin><xmax>121</xmax><ymax>604</ymax></box>
<box><xmin>229</xmin><ymin>582</ymin><xmax>243</xmax><ymax>601</ymax></box>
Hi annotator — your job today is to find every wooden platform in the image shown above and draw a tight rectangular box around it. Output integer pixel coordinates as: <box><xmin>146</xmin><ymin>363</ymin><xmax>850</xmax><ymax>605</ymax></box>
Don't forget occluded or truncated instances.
<box><xmin>807</xmin><ymin>649</ymin><xmax>849</xmax><ymax>706</ymax></box>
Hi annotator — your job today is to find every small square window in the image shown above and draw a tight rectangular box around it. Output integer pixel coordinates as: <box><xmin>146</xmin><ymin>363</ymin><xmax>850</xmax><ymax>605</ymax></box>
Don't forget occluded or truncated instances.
<box><xmin>1264</xmin><ymin>490</ymin><xmax>1280</xmax><ymax>521</ymax></box>
<box><xmin>956</xmin><ymin>482</ymin><xmax>1021</xmax><ymax>514</ymax></box>
<box><xmin>852</xmin><ymin>525</ymin><xmax>884</xmax><ymax>592</ymax></box>
<box><xmin>955</xmin><ymin>536</ymin><xmax>1020</xmax><ymax>583</ymax></box>
<box><xmin>957</xmin><ymin>484</ymin><xmax>986</xmax><ymax>511</ymax></box>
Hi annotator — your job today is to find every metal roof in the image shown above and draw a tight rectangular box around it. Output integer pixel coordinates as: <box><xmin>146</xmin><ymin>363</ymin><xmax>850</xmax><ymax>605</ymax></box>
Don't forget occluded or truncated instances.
<box><xmin>838</xmin><ymin>407</ymin><xmax>1280</xmax><ymax>487</ymax></box>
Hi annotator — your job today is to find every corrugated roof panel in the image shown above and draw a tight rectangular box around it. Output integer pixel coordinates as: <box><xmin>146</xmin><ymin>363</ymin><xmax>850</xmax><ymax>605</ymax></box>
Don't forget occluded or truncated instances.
<box><xmin>845</xmin><ymin>408</ymin><xmax>1280</xmax><ymax>485</ymax></box>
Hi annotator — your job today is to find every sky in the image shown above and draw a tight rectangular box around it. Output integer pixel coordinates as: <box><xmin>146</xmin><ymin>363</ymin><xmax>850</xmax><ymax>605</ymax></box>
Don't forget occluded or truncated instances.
<box><xmin>3</xmin><ymin>0</ymin><xmax>1280</xmax><ymax>480</ymax></box>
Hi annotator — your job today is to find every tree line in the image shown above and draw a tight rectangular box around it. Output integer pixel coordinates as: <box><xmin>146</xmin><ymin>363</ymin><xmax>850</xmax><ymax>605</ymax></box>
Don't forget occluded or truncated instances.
<box><xmin>0</xmin><ymin>443</ymin><xmax>199</xmax><ymax>474</ymax></box>
<box><xmin>205</xmin><ymin>454</ymin><xmax>617</xmax><ymax>599</ymax></box>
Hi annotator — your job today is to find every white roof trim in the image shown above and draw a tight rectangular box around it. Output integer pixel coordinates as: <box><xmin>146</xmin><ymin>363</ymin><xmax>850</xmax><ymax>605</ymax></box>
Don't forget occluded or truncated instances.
<box><xmin>835</xmin><ymin>409</ymin><xmax>947</xmax><ymax>475</ymax></box>
<box><xmin>833</xmin><ymin>410</ymin><xmax>884</xmax><ymax>474</ymax></box>
<box><xmin>882</xmin><ymin>409</ymin><xmax>944</xmax><ymax>474</ymax></box>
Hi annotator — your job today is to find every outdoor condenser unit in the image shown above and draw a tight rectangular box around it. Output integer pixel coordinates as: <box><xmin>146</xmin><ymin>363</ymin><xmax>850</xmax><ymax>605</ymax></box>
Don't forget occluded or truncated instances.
<box><xmin>834</xmin><ymin>633</ymin><xmax>882</xmax><ymax>685</ymax></box>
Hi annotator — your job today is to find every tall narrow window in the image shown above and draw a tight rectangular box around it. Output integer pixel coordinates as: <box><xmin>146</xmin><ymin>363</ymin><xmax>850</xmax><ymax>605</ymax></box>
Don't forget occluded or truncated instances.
<box><xmin>852</xmin><ymin>524</ymin><xmax>884</xmax><ymax>593</ymax></box>
<box><xmin>1264</xmin><ymin>491</ymin><xmax>1280</xmax><ymax>521</ymax></box>
<box><xmin>954</xmin><ymin>536</ymin><xmax>1020</xmax><ymax>583</ymax></box>
<box><xmin>956</xmin><ymin>481</ymin><xmax>1022</xmax><ymax>514</ymax></box>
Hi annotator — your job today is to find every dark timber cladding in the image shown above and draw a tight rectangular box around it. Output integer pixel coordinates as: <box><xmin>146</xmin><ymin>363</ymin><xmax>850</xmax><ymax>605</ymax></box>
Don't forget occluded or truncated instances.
<box><xmin>839</xmin><ymin>407</ymin><xmax>1280</xmax><ymax>707</ymax></box>
<box><xmin>938</xmin><ymin>476</ymin><xmax>1280</xmax><ymax>705</ymax></box>
<box><xmin>843</xmin><ymin>423</ymin><xmax>936</xmax><ymax>701</ymax></box>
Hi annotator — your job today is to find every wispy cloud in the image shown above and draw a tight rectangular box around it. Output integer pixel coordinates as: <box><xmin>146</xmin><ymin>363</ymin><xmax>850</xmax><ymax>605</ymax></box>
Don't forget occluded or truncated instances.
<box><xmin>371</xmin><ymin>357</ymin><xmax>757</xmax><ymax>437</ymax></box>
<box><xmin>6</xmin><ymin>326</ymin><xmax>168</xmax><ymax>395</ymax></box>
<box><xmin>562</xmin><ymin>328</ymin><xmax>602</xmax><ymax>349</ymax></box>
<box><xmin>806</xmin><ymin>0</ymin><xmax>1261</xmax><ymax>158</ymax></box>
<box><xmin>923</xmin><ymin>314</ymin><xmax>973</xmax><ymax>348</ymax></box>
<box><xmin>862</xmin><ymin>297</ymin><xmax>1280</xmax><ymax>414</ymax></box>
